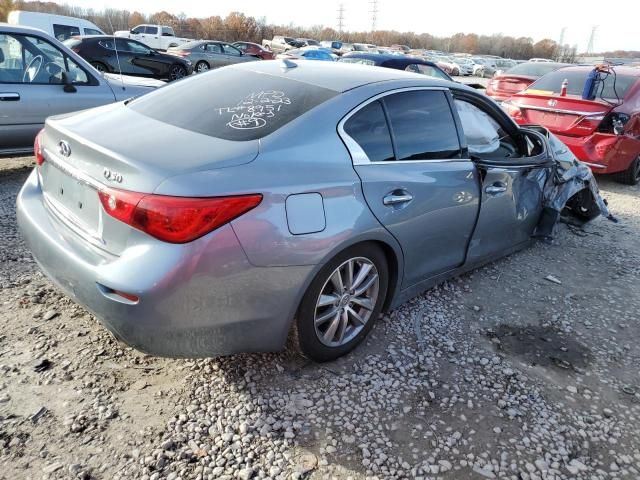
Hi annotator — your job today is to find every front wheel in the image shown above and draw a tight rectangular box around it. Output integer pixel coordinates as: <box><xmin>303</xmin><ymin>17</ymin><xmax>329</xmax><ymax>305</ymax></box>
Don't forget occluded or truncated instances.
<box><xmin>168</xmin><ymin>64</ymin><xmax>187</xmax><ymax>81</ymax></box>
<box><xmin>292</xmin><ymin>244</ymin><xmax>389</xmax><ymax>362</ymax></box>
<box><xmin>613</xmin><ymin>155</ymin><xmax>640</xmax><ymax>185</ymax></box>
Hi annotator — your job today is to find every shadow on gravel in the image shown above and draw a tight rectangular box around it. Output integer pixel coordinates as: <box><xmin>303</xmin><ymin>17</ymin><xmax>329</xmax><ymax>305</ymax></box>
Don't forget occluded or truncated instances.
<box><xmin>487</xmin><ymin>325</ymin><xmax>592</xmax><ymax>372</ymax></box>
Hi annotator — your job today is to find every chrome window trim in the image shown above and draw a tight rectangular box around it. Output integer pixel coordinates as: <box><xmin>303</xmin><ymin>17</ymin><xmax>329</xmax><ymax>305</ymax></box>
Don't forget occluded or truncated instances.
<box><xmin>337</xmin><ymin>86</ymin><xmax>457</xmax><ymax>166</ymax></box>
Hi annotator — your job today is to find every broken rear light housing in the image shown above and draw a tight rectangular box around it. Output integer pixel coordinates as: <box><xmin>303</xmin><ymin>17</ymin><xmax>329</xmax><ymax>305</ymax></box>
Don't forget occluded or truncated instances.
<box><xmin>98</xmin><ymin>188</ymin><xmax>262</xmax><ymax>243</ymax></box>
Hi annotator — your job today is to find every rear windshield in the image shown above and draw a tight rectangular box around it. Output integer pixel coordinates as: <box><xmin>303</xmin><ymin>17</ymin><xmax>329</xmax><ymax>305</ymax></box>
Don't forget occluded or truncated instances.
<box><xmin>128</xmin><ymin>68</ymin><xmax>337</xmax><ymax>141</ymax></box>
<box><xmin>529</xmin><ymin>69</ymin><xmax>637</xmax><ymax>100</ymax></box>
<box><xmin>505</xmin><ymin>62</ymin><xmax>568</xmax><ymax>77</ymax></box>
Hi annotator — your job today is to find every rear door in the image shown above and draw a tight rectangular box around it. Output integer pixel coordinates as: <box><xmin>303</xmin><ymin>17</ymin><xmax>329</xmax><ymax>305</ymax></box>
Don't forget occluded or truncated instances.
<box><xmin>0</xmin><ymin>32</ymin><xmax>113</xmax><ymax>153</ymax></box>
<box><xmin>205</xmin><ymin>43</ymin><xmax>226</xmax><ymax>67</ymax></box>
<box><xmin>341</xmin><ymin>88</ymin><xmax>480</xmax><ymax>288</ymax></box>
<box><xmin>453</xmin><ymin>94</ymin><xmax>551</xmax><ymax>262</ymax></box>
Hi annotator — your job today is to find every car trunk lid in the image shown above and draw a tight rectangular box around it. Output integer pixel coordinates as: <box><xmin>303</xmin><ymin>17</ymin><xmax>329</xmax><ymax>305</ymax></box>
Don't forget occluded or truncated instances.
<box><xmin>510</xmin><ymin>93</ymin><xmax>614</xmax><ymax>136</ymax></box>
<box><xmin>39</xmin><ymin>103</ymin><xmax>259</xmax><ymax>255</ymax></box>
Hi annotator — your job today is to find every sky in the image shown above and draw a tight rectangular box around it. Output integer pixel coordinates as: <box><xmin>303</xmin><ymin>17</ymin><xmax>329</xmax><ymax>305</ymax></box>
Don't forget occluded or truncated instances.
<box><xmin>57</xmin><ymin>0</ymin><xmax>640</xmax><ymax>52</ymax></box>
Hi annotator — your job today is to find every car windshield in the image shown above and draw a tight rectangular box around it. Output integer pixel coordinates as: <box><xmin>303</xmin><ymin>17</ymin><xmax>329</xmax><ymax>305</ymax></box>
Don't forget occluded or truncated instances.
<box><xmin>528</xmin><ymin>69</ymin><xmax>637</xmax><ymax>100</ymax></box>
<box><xmin>128</xmin><ymin>68</ymin><xmax>338</xmax><ymax>141</ymax></box>
<box><xmin>505</xmin><ymin>62</ymin><xmax>569</xmax><ymax>77</ymax></box>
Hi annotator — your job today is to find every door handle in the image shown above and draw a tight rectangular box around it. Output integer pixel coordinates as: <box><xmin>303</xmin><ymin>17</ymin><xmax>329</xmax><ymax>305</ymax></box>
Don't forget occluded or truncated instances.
<box><xmin>0</xmin><ymin>92</ymin><xmax>20</xmax><ymax>101</ymax></box>
<box><xmin>485</xmin><ymin>184</ymin><xmax>507</xmax><ymax>195</ymax></box>
<box><xmin>383</xmin><ymin>192</ymin><xmax>413</xmax><ymax>206</ymax></box>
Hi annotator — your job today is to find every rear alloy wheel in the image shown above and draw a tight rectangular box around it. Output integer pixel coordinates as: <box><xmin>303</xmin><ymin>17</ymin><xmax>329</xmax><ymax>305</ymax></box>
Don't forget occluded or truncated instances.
<box><xmin>195</xmin><ymin>61</ymin><xmax>209</xmax><ymax>73</ymax></box>
<box><xmin>91</xmin><ymin>61</ymin><xmax>107</xmax><ymax>73</ymax></box>
<box><xmin>292</xmin><ymin>244</ymin><xmax>388</xmax><ymax>362</ymax></box>
<box><xmin>169</xmin><ymin>64</ymin><xmax>187</xmax><ymax>81</ymax></box>
<box><xmin>613</xmin><ymin>155</ymin><xmax>640</xmax><ymax>186</ymax></box>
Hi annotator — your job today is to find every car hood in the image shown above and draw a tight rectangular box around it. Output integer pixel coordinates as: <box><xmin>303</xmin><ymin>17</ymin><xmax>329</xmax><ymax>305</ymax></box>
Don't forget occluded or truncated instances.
<box><xmin>103</xmin><ymin>74</ymin><xmax>165</xmax><ymax>101</ymax></box>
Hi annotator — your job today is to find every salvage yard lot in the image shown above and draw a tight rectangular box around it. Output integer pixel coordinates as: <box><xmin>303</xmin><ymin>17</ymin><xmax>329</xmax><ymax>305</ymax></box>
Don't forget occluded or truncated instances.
<box><xmin>0</xmin><ymin>160</ymin><xmax>639</xmax><ymax>479</ymax></box>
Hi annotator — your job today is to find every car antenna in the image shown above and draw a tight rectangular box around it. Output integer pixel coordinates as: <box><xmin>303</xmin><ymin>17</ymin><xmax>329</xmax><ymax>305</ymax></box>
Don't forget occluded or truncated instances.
<box><xmin>106</xmin><ymin>15</ymin><xmax>125</xmax><ymax>91</ymax></box>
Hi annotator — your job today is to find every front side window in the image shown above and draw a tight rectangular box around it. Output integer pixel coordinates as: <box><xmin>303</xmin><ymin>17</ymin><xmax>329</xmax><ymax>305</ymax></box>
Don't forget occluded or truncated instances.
<box><xmin>53</xmin><ymin>24</ymin><xmax>80</xmax><ymax>41</ymax></box>
<box><xmin>131</xmin><ymin>26</ymin><xmax>145</xmax><ymax>34</ymax></box>
<box><xmin>235</xmin><ymin>43</ymin><xmax>247</xmax><ymax>52</ymax></box>
<box><xmin>383</xmin><ymin>90</ymin><xmax>461</xmax><ymax>160</ymax></box>
<box><xmin>344</xmin><ymin>100</ymin><xmax>395</xmax><ymax>162</ymax></box>
<box><xmin>84</xmin><ymin>28</ymin><xmax>103</xmax><ymax>36</ymax></box>
<box><xmin>124</xmin><ymin>40</ymin><xmax>151</xmax><ymax>55</ymax></box>
<box><xmin>0</xmin><ymin>33</ymin><xmax>89</xmax><ymax>85</ymax></box>
<box><xmin>454</xmin><ymin>99</ymin><xmax>519</xmax><ymax>159</ymax></box>
<box><xmin>405</xmin><ymin>64</ymin><xmax>449</xmax><ymax>80</ymax></box>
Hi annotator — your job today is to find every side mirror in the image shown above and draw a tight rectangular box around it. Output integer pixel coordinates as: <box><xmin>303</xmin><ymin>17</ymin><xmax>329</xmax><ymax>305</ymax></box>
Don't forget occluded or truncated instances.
<box><xmin>61</xmin><ymin>72</ymin><xmax>77</xmax><ymax>93</ymax></box>
<box><xmin>147</xmin><ymin>50</ymin><xmax>156</xmax><ymax>56</ymax></box>
<box><xmin>613</xmin><ymin>120</ymin><xmax>625</xmax><ymax>136</ymax></box>
<box><xmin>130</xmin><ymin>30</ymin><xmax>136</xmax><ymax>34</ymax></box>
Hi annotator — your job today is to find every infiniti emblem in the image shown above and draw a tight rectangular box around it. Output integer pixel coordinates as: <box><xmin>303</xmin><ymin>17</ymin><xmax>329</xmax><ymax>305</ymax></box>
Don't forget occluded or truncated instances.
<box><xmin>58</xmin><ymin>140</ymin><xmax>71</xmax><ymax>157</ymax></box>
<box><xmin>547</xmin><ymin>99</ymin><xmax>558</xmax><ymax>107</ymax></box>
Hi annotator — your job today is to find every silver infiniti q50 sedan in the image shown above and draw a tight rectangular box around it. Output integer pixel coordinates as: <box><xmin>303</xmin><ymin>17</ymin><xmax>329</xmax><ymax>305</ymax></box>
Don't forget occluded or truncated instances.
<box><xmin>17</xmin><ymin>61</ymin><xmax>597</xmax><ymax>361</ymax></box>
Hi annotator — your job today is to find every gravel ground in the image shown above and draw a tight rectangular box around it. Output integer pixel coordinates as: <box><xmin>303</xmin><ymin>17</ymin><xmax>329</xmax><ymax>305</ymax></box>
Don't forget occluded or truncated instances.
<box><xmin>0</xmin><ymin>160</ymin><xmax>638</xmax><ymax>480</ymax></box>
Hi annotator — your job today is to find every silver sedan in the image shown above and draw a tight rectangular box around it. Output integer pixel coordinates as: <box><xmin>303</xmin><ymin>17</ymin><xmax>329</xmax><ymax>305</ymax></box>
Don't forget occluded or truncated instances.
<box><xmin>17</xmin><ymin>61</ymin><xmax>602</xmax><ymax>362</ymax></box>
<box><xmin>167</xmin><ymin>41</ymin><xmax>259</xmax><ymax>73</ymax></box>
<box><xmin>0</xmin><ymin>24</ymin><xmax>163</xmax><ymax>155</ymax></box>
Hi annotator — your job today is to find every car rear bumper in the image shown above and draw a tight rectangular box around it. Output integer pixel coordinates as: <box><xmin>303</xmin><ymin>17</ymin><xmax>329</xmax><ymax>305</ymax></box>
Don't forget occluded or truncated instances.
<box><xmin>17</xmin><ymin>169</ymin><xmax>312</xmax><ymax>358</ymax></box>
<box><xmin>553</xmin><ymin>132</ymin><xmax>639</xmax><ymax>174</ymax></box>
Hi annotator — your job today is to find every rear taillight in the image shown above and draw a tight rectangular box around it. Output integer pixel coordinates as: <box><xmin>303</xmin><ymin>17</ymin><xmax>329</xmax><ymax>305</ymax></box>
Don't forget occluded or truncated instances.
<box><xmin>34</xmin><ymin>129</ymin><xmax>45</xmax><ymax>166</ymax></box>
<box><xmin>503</xmin><ymin>102</ymin><xmax>524</xmax><ymax>122</ymax></box>
<box><xmin>597</xmin><ymin>112</ymin><xmax>630</xmax><ymax>134</ymax></box>
<box><xmin>98</xmin><ymin>187</ymin><xmax>262</xmax><ymax>243</ymax></box>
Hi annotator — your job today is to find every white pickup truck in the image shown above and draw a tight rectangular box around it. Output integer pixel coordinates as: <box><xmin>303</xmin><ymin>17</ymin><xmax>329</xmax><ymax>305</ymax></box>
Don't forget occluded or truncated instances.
<box><xmin>114</xmin><ymin>24</ymin><xmax>192</xmax><ymax>51</ymax></box>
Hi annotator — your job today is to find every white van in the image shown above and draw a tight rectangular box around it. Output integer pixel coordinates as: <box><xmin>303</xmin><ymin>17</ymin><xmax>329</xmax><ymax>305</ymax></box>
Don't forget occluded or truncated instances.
<box><xmin>7</xmin><ymin>10</ymin><xmax>105</xmax><ymax>41</ymax></box>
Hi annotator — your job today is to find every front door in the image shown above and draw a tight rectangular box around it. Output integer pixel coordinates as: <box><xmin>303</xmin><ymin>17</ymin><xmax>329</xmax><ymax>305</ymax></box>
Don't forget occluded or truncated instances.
<box><xmin>451</xmin><ymin>96</ymin><xmax>551</xmax><ymax>263</ymax></box>
<box><xmin>0</xmin><ymin>32</ymin><xmax>112</xmax><ymax>153</ymax></box>
<box><xmin>342</xmin><ymin>89</ymin><xmax>480</xmax><ymax>288</ymax></box>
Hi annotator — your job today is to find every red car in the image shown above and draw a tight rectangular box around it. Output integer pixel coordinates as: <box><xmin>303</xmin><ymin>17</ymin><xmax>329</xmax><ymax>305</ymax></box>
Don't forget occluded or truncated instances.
<box><xmin>504</xmin><ymin>65</ymin><xmax>640</xmax><ymax>184</ymax></box>
<box><xmin>486</xmin><ymin>62</ymin><xmax>570</xmax><ymax>102</ymax></box>
<box><xmin>232</xmin><ymin>41</ymin><xmax>275</xmax><ymax>60</ymax></box>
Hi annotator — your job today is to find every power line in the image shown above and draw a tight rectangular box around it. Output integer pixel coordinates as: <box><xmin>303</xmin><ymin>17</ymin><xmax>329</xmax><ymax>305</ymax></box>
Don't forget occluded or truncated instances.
<box><xmin>370</xmin><ymin>0</ymin><xmax>378</xmax><ymax>32</ymax></box>
<box><xmin>337</xmin><ymin>3</ymin><xmax>345</xmax><ymax>33</ymax></box>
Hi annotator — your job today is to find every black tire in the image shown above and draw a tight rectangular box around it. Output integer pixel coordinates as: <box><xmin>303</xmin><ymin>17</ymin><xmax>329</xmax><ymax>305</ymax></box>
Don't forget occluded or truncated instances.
<box><xmin>612</xmin><ymin>155</ymin><xmax>640</xmax><ymax>186</ymax></box>
<box><xmin>91</xmin><ymin>61</ymin><xmax>108</xmax><ymax>73</ymax></box>
<box><xmin>195</xmin><ymin>61</ymin><xmax>210</xmax><ymax>73</ymax></box>
<box><xmin>168</xmin><ymin>64</ymin><xmax>187</xmax><ymax>81</ymax></box>
<box><xmin>564</xmin><ymin>188</ymin><xmax>601</xmax><ymax>221</ymax></box>
<box><xmin>292</xmin><ymin>243</ymin><xmax>389</xmax><ymax>362</ymax></box>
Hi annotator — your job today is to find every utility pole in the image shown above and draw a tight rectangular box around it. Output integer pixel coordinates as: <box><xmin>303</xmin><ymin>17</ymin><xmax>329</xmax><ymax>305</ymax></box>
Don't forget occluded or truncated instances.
<box><xmin>555</xmin><ymin>27</ymin><xmax>566</xmax><ymax>61</ymax></box>
<box><xmin>586</xmin><ymin>25</ymin><xmax>597</xmax><ymax>54</ymax></box>
<box><xmin>370</xmin><ymin>0</ymin><xmax>378</xmax><ymax>32</ymax></box>
<box><xmin>337</xmin><ymin>3</ymin><xmax>345</xmax><ymax>34</ymax></box>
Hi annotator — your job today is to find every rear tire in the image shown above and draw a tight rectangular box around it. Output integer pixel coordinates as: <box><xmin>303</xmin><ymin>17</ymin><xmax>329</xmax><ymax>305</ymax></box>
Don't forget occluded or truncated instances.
<box><xmin>91</xmin><ymin>61</ymin><xmax>108</xmax><ymax>73</ymax></box>
<box><xmin>291</xmin><ymin>244</ymin><xmax>389</xmax><ymax>362</ymax></box>
<box><xmin>195</xmin><ymin>61</ymin><xmax>210</xmax><ymax>73</ymax></box>
<box><xmin>168</xmin><ymin>64</ymin><xmax>187</xmax><ymax>81</ymax></box>
<box><xmin>613</xmin><ymin>155</ymin><xmax>640</xmax><ymax>185</ymax></box>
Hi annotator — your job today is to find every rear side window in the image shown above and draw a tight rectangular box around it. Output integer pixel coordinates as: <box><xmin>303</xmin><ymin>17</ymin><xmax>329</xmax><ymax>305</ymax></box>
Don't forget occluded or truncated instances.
<box><xmin>343</xmin><ymin>101</ymin><xmax>394</xmax><ymax>162</ymax></box>
<box><xmin>383</xmin><ymin>90</ymin><xmax>461</xmax><ymax>160</ymax></box>
<box><xmin>145</xmin><ymin>26</ymin><xmax>158</xmax><ymax>35</ymax></box>
<box><xmin>128</xmin><ymin>68</ymin><xmax>338</xmax><ymax>141</ymax></box>
<box><xmin>53</xmin><ymin>24</ymin><xmax>80</xmax><ymax>41</ymax></box>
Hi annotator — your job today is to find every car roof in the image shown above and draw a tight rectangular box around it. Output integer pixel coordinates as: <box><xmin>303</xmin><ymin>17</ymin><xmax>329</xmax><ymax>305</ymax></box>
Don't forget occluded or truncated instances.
<box><xmin>227</xmin><ymin>59</ymin><xmax>456</xmax><ymax>92</ymax></box>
